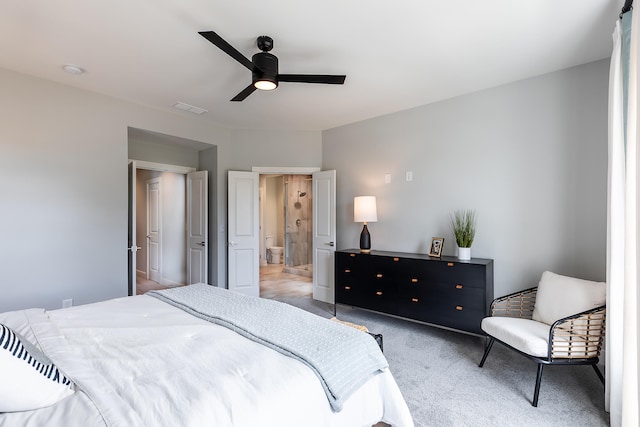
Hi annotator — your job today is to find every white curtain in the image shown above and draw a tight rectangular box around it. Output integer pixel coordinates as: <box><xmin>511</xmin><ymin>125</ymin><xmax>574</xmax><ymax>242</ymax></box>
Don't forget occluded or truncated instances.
<box><xmin>606</xmin><ymin>8</ymin><xmax>640</xmax><ymax>427</ymax></box>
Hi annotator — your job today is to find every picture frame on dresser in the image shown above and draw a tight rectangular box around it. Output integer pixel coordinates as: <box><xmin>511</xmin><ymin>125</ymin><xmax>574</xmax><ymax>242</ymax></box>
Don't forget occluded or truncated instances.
<box><xmin>428</xmin><ymin>237</ymin><xmax>444</xmax><ymax>258</ymax></box>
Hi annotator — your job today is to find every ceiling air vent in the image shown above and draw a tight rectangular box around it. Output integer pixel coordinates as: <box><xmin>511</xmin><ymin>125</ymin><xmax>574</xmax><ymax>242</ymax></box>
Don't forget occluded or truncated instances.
<box><xmin>172</xmin><ymin>102</ymin><xmax>208</xmax><ymax>115</ymax></box>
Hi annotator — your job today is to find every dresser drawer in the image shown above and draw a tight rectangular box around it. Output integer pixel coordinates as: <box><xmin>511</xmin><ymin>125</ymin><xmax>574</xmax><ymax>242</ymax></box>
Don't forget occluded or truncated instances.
<box><xmin>404</xmin><ymin>259</ymin><xmax>486</xmax><ymax>288</ymax></box>
<box><xmin>359</xmin><ymin>283</ymin><xmax>397</xmax><ymax>314</ymax></box>
<box><xmin>430</xmin><ymin>305</ymin><xmax>485</xmax><ymax>334</ymax></box>
<box><xmin>429</xmin><ymin>283</ymin><xmax>486</xmax><ymax>311</ymax></box>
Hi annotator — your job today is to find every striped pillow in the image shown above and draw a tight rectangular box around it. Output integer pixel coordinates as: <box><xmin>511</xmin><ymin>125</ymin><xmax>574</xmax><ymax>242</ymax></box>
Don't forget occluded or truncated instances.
<box><xmin>0</xmin><ymin>323</ymin><xmax>74</xmax><ymax>412</ymax></box>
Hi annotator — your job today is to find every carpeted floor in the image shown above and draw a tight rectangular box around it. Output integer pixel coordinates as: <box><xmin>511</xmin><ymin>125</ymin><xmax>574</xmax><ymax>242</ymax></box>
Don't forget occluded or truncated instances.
<box><xmin>268</xmin><ymin>294</ymin><xmax>609</xmax><ymax>427</ymax></box>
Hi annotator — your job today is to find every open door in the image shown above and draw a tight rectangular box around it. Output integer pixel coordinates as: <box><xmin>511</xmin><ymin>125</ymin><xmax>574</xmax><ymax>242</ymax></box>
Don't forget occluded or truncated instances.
<box><xmin>312</xmin><ymin>170</ymin><xmax>336</xmax><ymax>303</ymax></box>
<box><xmin>228</xmin><ymin>171</ymin><xmax>260</xmax><ymax>296</ymax></box>
<box><xmin>146</xmin><ymin>178</ymin><xmax>162</xmax><ymax>283</ymax></box>
<box><xmin>127</xmin><ymin>160</ymin><xmax>140</xmax><ymax>296</ymax></box>
<box><xmin>187</xmin><ymin>171</ymin><xmax>208</xmax><ymax>284</ymax></box>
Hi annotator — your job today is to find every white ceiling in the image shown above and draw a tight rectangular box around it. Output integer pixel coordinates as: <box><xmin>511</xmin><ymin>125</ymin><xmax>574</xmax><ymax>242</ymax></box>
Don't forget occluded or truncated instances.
<box><xmin>0</xmin><ymin>0</ymin><xmax>622</xmax><ymax>131</ymax></box>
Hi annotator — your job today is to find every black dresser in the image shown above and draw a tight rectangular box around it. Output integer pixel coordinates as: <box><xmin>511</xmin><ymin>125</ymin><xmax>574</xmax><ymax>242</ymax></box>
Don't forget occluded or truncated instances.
<box><xmin>335</xmin><ymin>249</ymin><xmax>494</xmax><ymax>335</ymax></box>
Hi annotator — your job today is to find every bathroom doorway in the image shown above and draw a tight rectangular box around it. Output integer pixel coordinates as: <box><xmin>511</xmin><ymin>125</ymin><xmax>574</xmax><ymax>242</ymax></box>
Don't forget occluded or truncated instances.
<box><xmin>260</xmin><ymin>174</ymin><xmax>313</xmax><ymax>299</ymax></box>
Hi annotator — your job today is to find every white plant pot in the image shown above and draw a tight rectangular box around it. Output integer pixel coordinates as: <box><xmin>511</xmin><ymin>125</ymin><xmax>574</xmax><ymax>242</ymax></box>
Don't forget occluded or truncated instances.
<box><xmin>458</xmin><ymin>247</ymin><xmax>471</xmax><ymax>261</ymax></box>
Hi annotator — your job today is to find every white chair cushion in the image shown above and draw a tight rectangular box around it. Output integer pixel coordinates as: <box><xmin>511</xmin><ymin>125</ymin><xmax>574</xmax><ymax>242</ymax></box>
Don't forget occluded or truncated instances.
<box><xmin>531</xmin><ymin>271</ymin><xmax>606</xmax><ymax>326</ymax></box>
<box><xmin>481</xmin><ymin>317</ymin><xmax>550</xmax><ymax>357</ymax></box>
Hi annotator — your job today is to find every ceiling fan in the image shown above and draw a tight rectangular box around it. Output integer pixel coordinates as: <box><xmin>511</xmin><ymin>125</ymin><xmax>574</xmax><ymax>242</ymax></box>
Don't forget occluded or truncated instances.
<box><xmin>198</xmin><ymin>31</ymin><xmax>346</xmax><ymax>102</ymax></box>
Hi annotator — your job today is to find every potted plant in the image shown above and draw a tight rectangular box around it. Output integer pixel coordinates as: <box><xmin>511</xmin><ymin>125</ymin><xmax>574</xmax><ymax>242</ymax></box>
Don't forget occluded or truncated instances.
<box><xmin>449</xmin><ymin>209</ymin><xmax>477</xmax><ymax>260</ymax></box>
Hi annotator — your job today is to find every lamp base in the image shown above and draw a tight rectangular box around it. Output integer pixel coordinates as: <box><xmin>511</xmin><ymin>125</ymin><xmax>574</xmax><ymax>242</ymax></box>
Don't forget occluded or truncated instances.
<box><xmin>359</xmin><ymin>224</ymin><xmax>371</xmax><ymax>254</ymax></box>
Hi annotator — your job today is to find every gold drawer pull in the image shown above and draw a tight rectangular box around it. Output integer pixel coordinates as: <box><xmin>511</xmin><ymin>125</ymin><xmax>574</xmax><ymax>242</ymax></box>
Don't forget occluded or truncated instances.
<box><xmin>456</xmin><ymin>305</ymin><xmax>463</xmax><ymax>311</ymax></box>
<box><xmin>411</xmin><ymin>278</ymin><xmax>418</xmax><ymax>283</ymax></box>
<box><xmin>411</xmin><ymin>297</ymin><xmax>419</xmax><ymax>303</ymax></box>
<box><xmin>376</xmin><ymin>273</ymin><xmax>383</xmax><ymax>278</ymax></box>
<box><xmin>344</xmin><ymin>286</ymin><xmax>351</xmax><ymax>290</ymax></box>
<box><xmin>344</xmin><ymin>269</ymin><xmax>351</xmax><ymax>273</ymax></box>
<box><xmin>447</xmin><ymin>262</ymin><xmax>454</xmax><ymax>267</ymax></box>
<box><xmin>455</xmin><ymin>284</ymin><xmax>463</xmax><ymax>289</ymax></box>
<box><xmin>349</xmin><ymin>253</ymin><xmax>356</xmax><ymax>257</ymax></box>
<box><xmin>375</xmin><ymin>291</ymin><xmax>383</xmax><ymax>296</ymax></box>
<box><xmin>393</xmin><ymin>257</ymin><xmax>400</xmax><ymax>262</ymax></box>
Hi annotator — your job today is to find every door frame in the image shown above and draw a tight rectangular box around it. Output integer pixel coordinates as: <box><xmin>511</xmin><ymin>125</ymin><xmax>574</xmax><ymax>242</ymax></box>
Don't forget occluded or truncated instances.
<box><xmin>252</xmin><ymin>167</ymin><xmax>321</xmax><ymax>291</ymax></box>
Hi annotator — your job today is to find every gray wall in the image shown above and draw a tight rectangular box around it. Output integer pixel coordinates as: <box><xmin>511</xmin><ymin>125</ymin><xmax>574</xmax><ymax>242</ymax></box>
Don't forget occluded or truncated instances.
<box><xmin>323</xmin><ymin>59</ymin><xmax>609</xmax><ymax>297</ymax></box>
<box><xmin>0</xmin><ymin>67</ymin><xmax>322</xmax><ymax>311</ymax></box>
<box><xmin>128</xmin><ymin>137</ymin><xmax>199</xmax><ymax>168</ymax></box>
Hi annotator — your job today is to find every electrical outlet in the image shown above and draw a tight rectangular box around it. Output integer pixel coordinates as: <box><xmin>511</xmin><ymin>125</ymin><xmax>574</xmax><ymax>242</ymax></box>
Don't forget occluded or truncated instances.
<box><xmin>406</xmin><ymin>171</ymin><xmax>413</xmax><ymax>181</ymax></box>
<box><xmin>384</xmin><ymin>174</ymin><xmax>391</xmax><ymax>184</ymax></box>
<box><xmin>62</xmin><ymin>299</ymin><xmax>73</xmax><ymax>308</ymax></box>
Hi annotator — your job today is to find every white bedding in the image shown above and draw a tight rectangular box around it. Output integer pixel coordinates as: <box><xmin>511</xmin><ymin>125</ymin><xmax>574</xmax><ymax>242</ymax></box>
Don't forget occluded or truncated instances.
<box><xmin>0</xmin><ymin>295</ymin><xmax>413</xmax><ymax>427</ymax></box>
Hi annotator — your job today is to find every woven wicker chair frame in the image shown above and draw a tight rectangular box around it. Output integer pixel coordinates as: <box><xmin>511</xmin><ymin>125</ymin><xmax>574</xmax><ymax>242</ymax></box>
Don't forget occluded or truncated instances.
<box><xmin>478</xmin><ymin>287</ymin><xmax>606</xmax><ymax>407</ymax></box>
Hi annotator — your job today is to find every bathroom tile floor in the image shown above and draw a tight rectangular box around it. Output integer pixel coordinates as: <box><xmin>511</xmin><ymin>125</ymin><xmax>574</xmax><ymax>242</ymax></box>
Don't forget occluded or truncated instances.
<box><xmin>260</xmin><ymin>264</ymin><xmax>312</xmax><ymax>299</ymax></box>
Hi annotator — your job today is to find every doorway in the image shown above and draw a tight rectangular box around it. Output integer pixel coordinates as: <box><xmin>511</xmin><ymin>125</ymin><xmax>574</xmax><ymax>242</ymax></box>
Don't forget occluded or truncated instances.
<box><xmin>260</xmin><ymin>174</ymin><xmax>313</xmax><ymax>300</ymax></box>
<box><xmin>228</xmin><ymin>168</ymin><xmax>335</xmax><ymax>303</ymax></box>
<box><xmin>135</xmin><ymin>168</ymin><xmax>187</xmax><ymax>293</ymax></box>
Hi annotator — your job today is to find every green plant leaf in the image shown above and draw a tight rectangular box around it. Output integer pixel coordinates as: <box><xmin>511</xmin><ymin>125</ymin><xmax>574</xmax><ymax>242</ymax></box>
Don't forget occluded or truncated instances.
<box><xmin>449</xmin><ymin>209</ymin><xmax>477</xmax><ymax>248</ymax></box>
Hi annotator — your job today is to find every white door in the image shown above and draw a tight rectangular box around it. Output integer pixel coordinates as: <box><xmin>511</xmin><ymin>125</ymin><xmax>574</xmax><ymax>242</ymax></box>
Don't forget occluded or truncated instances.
<box><xmin>146</xmin><ymin>177</ymin><xmax>162</xmax><ymax>283</ymax></box>
<box><xmin>312</xmin><ymin>170</ymin><xmax>336</xmax><ymax>303</ymax></box>
<box><xmin>127</xmin><ymin>161</ymin><xmax>139</xmax><ymax>296</ymax></box>
<box><xmin>228</xmin><ymin>171</ymin><xmax>259</xmax><ymax>296</ymax></box>
<box><xmin>187</xmin><ymin>171</ymin><xmax>208</xmax><ymax>284</ymax></box>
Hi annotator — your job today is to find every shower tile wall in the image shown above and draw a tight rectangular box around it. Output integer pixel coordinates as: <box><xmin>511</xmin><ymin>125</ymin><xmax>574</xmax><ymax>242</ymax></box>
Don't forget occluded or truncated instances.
<box><xmin>285</xmin><ymin>175</ymin><xmax>312</xmax><ymax>267</ymax></box>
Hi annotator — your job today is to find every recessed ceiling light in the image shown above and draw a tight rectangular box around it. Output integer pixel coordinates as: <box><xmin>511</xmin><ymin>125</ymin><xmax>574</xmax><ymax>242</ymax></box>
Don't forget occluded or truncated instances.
<box><xmin>62</xmin><ymin>64</ymin><xmax>85</xmax><ymax>75</ymax></box>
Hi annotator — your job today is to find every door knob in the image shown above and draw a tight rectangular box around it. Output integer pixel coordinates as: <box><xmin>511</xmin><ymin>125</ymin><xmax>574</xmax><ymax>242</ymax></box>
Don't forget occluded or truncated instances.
<box><xmin>199</xmin><ymin>242</ymin><xmax>206</xmax><ymax>247</ymax></box>
<box><xmin>325</xmin><ymin>242</ymin><xmax>334</xmax><ymax>246</ymax></box>
<box><xmin>229</xmin><ymin>241</ymin><xmax>238</xmax><ymax>246</ymax></box>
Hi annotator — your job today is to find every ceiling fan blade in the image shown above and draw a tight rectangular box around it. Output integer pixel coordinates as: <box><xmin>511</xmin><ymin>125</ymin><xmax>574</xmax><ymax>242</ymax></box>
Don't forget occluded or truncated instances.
<box><xmin>278</xmin><ymin>74</ymin><xmax>346</xmax><ymax>84</ymax></box>
<box><xmin>231</xmin><ymin>84</ymin><xmax>258</xmax><ymax>102</ymax></box>
<box><xmin>198</xmin><ymin>31</ymin><xmax>256</xmax><ymax>72</ymax></box>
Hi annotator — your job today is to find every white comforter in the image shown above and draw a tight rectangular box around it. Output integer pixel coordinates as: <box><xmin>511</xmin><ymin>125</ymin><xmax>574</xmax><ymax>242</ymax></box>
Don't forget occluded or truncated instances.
<box><xmin>0</xmin><ymin>295</ymin><xmax>413</xmax><ymax>427</ymax></box>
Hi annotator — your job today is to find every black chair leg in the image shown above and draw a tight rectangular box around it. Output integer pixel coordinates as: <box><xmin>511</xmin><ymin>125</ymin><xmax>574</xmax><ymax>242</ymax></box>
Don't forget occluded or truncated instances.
<box><xmin>478</xmin><ymin>337</ymin><xmax>495</xmax><ymax>368</ymax></box>
<box><xmin>592</xmin><ymin>364</ymin><xmax>605</xmax><ymax>384</ymax></box>
<box><xmin>532</xmin><ymin>363</ymin><xmax>544</xmax><ymax>407</ymax></box>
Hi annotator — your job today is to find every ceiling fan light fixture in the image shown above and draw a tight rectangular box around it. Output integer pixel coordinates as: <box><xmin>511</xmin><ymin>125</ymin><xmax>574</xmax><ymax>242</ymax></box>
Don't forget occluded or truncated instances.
<box><xmin>198</xmin><ymin>31</ymin><xmax>346</xmax><ymax>101</ymax></box>
<box><xmin>252</xmin><ymin>51</ymin><xmax>279</xmax><ymax>91</ymax></box>
<box><xmin>254</xmin><ymin>79</ymin><xmax>277</xmax><ymax>91</ymax></box>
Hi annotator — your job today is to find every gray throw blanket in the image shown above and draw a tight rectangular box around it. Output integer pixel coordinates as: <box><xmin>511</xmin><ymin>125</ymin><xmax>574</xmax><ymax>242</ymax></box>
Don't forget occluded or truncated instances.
<box><xmin>148</xmin><ymin>283</ymin><xmax>388</xmax><ymax>411</ymax></box>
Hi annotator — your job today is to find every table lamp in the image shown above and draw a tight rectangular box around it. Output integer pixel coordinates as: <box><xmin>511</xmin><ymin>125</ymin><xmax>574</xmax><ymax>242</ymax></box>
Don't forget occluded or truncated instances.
<box><xmin>354</xmin><ymin>196</ymin><xmax>377</xmax><ymax>253</ymax></box>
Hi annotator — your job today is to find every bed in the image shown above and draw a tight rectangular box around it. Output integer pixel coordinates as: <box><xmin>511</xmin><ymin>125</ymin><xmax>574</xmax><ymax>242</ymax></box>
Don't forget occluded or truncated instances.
<box><xmin>0</xmin><ymin>284</ymin><xmax>413</xmax><ymax>427</ymax></box>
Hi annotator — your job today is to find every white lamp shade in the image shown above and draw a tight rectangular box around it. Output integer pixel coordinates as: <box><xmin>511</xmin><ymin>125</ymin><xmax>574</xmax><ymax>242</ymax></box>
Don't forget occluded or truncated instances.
<box><xmin>354</xmin><ymin>196</ymin><xmax>378</xmax><ymax>223</ymax></box>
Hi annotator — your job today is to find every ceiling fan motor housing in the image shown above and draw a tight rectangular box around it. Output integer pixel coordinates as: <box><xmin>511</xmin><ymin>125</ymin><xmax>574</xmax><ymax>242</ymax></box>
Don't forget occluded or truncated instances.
<box><xmin>252</xmin><ymin>52</ymin><xmax>279</xmax><ymax>88</ymax></box>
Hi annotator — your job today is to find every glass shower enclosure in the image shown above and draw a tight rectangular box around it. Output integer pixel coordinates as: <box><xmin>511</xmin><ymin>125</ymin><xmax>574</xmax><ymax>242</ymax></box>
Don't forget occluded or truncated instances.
<box><xmin>283</xmin><ymin>175</ymin><xmax>312</xmax><ymax>277</ymax></box>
